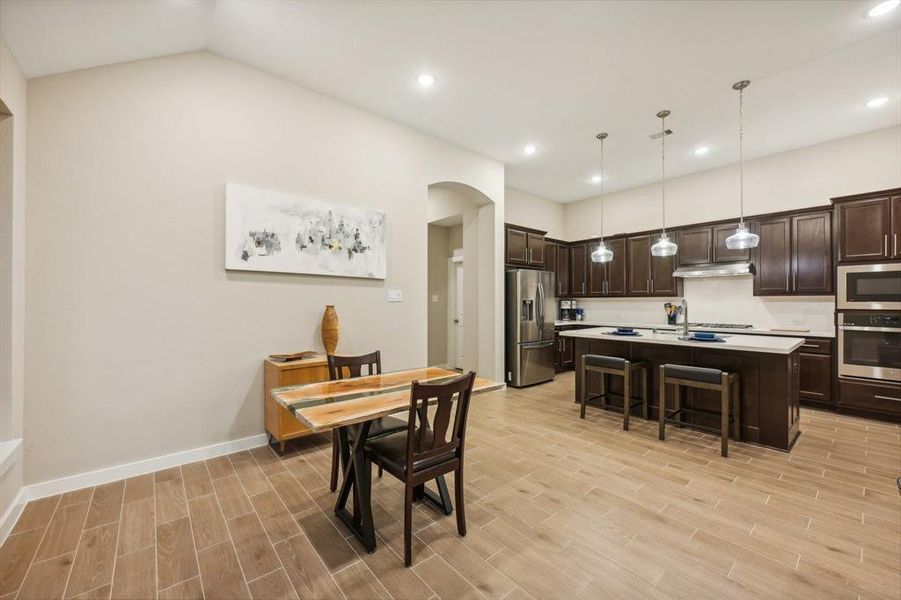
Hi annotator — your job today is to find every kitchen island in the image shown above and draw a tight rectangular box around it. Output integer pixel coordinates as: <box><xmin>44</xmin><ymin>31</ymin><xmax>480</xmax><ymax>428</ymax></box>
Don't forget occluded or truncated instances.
<box><xmin>560</xmin><ymin>327</ymin><xmax>804</xmax><ymax>451</ymax></box>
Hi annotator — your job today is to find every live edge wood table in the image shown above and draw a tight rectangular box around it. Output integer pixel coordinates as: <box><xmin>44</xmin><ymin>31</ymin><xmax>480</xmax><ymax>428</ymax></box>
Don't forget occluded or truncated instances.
<box><xmin>269</xmin><ymin>367</ymin><xmax>504</xmax><ymax>552</ymax></box>
<box><xmin>560</xmin><ymin>328</ymin><xmax>804</xmax><ymax>451</ymax></box>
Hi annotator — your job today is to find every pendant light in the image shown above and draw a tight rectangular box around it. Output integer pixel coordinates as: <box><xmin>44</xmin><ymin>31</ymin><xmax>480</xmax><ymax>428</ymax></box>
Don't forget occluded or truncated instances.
<box><xmin>650</xmin><ymin>110</ymin><xmax>677</xmax><ymax>257</ymax></box>
<box><xmin>725</xmin><ymin>79</ymin><xmax>760</xmax><ymax>250</ymax></box>
<box><xmin>590</xmin><ymin>132</ymin><xmax>613</xmax><ymax>263</ymax></box>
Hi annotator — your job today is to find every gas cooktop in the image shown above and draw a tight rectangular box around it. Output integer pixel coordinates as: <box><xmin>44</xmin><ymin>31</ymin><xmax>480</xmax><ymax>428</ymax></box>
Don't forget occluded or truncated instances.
<box><xmin>690</xmin><ymin>322</ymin><xmax>754</xmax><ymax>329</ymax></box>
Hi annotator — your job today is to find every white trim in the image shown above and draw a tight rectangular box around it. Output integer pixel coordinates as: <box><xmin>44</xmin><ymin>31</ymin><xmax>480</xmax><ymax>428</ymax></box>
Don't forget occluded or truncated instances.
<box><xmin>0</xmin><ymin>438</ymin><xmax>22</xmax><ymax>478</ymax></box>
<box><xmin>0</xmin><ymin>432</ymin><xmax>269</xmax><ymax>543</ymax></box>
<box><xmin>0</xmin><ymin>486</ymin><xmax>25</xmax><ymax>545</ymax></box>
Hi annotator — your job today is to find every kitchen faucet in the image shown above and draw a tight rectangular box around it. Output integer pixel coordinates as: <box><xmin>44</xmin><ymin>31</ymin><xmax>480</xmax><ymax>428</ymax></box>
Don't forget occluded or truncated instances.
<box><xmin>681</xmin><ymin>297</ymin><xmax>689</xmax><ymax>338</ymax></box>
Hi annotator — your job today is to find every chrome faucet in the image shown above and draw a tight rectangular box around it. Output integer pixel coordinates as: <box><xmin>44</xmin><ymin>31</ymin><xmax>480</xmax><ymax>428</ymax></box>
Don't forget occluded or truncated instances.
<box><xmin>681</xmin><ymin>297</ymin><xmax>689</xmax><ymax>338</ymax></box>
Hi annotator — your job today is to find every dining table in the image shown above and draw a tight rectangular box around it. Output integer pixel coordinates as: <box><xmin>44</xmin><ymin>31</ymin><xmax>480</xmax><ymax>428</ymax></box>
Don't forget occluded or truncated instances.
<box><xmin>269</xmin><ymin>367</ymin><xmax>505</xmax><ymax>552</ymax></box>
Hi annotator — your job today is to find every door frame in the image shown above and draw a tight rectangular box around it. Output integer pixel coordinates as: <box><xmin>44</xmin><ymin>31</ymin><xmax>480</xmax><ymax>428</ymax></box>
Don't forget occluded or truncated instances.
<box><xmin>447</xmin><ymin>255</ymin><xmax>463</xmax><ymax>370</ymax></box>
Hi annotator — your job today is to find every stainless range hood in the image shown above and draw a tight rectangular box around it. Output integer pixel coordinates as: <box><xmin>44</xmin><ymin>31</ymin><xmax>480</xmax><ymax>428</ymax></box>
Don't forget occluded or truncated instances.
<box><xmin>672</xmin><ymin>261</ymin><xmax>755</xmax><ymax>278</ymax></box>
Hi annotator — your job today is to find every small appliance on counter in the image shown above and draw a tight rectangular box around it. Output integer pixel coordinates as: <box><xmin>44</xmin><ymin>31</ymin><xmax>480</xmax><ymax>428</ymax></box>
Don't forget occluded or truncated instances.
<box><xmin>559</xmin><ymin>299</ymin><xmax>578</xmax><ymax>321</ymax></box>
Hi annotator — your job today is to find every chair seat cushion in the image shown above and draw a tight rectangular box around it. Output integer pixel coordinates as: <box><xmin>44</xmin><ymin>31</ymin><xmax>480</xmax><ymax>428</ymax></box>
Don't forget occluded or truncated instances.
<box><xmin>664</xmin><ymin>364</ymin><xmax>724</xmax><ymax>384</ymax></box>
<box><xmin>348</xmin><ymin>415</ymin><xmax>407</xmax><ymax>441</ymax></box>
<box><xmin>584</xmin><ymin>354</ymin><xmax>627</xmax><ymax>370</ymax></box>
<box><xmin>364</xmin><ymin>429</ymin><xmax>455</xmax><ymax>474</ymax></box>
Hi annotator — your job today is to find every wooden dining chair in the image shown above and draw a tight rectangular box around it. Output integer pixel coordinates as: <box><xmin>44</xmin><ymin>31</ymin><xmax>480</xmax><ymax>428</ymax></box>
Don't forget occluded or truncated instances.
<box><xmin>327</xmin><ymin>351</ymin><xmax>407</xmax><ymax>491</ymax></box>
<box><xmin>364</xmin><ymin>371</ymin><xmax>476</xmax><ymax>566</ymax></box>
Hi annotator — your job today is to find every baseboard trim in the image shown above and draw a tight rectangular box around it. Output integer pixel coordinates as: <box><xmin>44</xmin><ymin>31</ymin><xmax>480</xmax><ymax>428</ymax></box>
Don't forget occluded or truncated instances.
<box><xmin>0</xmin><ymin>487</ymin><xmax>26</xmax><ymax>544</ymax></box>
<box><xmin>1</xmin><ymin>432</ymin><xmax>270</xmax><ymax>542</ymax></box>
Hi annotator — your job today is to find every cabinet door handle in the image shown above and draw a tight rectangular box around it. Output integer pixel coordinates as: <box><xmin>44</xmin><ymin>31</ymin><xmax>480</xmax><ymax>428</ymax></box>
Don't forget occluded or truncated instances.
<box><xmin>801</xmin><ymin>343</ymin><xmax>819</xmax><ymax>349</ymax></box>
<box><xmin>894</xmin><ymin>233</ymin><xmax>898</xmax><ymax>257</ymax></box>
<box><xmin>523</xmin><ymin>248</ymin><xmax>528</xmax><ymax>261</ymax></box>
<box><xmin>708</xmin><ymin>243</ymin><xmax>712</xmax><ymax>262</ymax></box>
<box><xmin>884</xmin><ymin>235</ymin><xmax>889</xmax><ymax>257</ymax></box>
<box><xmin>875</xmin><ymin>395</ymin><xmax>901</xmax><ymax>402</ymax></box>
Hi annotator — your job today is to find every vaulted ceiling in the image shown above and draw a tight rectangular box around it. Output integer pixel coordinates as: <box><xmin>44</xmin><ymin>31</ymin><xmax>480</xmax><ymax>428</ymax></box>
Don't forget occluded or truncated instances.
<box><xmin>2</xmin><ymin>0</ymin><xmax>899</xmax><ymax>202</ymax></box>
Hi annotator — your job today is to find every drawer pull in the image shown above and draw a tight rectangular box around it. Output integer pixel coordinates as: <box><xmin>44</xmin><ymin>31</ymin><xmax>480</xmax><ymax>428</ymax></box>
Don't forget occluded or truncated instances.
<box><xmin>801</xmin><ymin>344</ymin><xmax>820</xmax><ymax>348</ymax></box>
<box><xmin>874</xmin><ymin>395</ymin><xmax>901</xmax><ymax>402</ymax></box>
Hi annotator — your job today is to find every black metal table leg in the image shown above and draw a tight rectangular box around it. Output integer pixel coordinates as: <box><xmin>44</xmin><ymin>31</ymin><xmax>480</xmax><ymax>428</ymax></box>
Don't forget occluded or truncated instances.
<box><xmin>334</xmin><ymin>421</ymin><xmax>377</xmax><ymax>553</ymax></box>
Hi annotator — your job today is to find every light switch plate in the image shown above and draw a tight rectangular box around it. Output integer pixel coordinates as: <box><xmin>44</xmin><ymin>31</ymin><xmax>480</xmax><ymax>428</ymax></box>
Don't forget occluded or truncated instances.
<box><xmin>388</xmin><ymin>289</ymin><xmax>403</xmax><ymax>302</ymax></box>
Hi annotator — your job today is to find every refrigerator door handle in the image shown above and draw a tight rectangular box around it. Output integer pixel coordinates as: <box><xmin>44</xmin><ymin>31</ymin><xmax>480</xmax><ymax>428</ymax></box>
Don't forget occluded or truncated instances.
<box><xmin>522</xmin><ymin>340</ymin><xmax>555</xmax><ymax>349</ymax></box>
<box><xmin>536</xmin><ymin>282</ymin><xmax>545</xmax><ymax>333</ymax></box>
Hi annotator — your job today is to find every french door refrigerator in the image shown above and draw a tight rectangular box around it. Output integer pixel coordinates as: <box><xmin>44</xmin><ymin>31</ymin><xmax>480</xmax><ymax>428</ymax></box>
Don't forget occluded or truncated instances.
<box><xmin>505</xmin><ymin>269</ymin><xmax>556</xmax><ymax>387</ymax></box>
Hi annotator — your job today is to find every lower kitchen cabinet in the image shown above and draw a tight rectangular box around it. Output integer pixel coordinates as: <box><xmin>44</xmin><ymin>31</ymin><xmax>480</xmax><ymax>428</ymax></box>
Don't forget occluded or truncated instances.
<box><xmin>554</xmin><ymin>324</ymin><xmax>592</xmax><ymax>371</ymax></box>
<box><xmin>798</xmin><ymin>338</ymin><xmax>833</xmax><ymax>409</ymax></box>
<box><xmin>837</xmin><ymin>378</ymin><xmax>901</xmax><ymax>420</ymax></box>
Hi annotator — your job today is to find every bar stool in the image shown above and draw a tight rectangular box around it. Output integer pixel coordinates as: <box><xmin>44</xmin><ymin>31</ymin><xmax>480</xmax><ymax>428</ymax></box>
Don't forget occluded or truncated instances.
<box><xmin>658</xmin><ymin>364</ymin><xmax>740</xmax><ymax>457</ymax></box>
<box><xmin>580</xmin><ymin>355</ymin><xmax>649</xmax><ymax>430</ymax></box>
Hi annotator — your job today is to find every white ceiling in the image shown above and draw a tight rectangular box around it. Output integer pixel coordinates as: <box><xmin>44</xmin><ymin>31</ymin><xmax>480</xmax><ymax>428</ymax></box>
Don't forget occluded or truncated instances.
<box><xmin>2</xmin><ymin>0</ymin><xmax>899</xmax><ymax>203</ymax></box>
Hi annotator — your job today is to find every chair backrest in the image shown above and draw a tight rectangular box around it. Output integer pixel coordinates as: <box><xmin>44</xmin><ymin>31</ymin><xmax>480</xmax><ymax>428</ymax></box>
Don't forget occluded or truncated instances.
<box><xmin>405</xmin><ymin>371</ymin><xmax>476</xmax><ymax>474</ymax></box>
<box><xmin>327</xmin><ymin>351</ymin><xmax>382</xmax><ymax>381</ymax></box>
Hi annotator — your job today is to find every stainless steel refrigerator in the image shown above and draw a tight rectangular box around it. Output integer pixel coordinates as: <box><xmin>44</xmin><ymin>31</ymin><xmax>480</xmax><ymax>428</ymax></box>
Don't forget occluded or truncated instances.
<box><xmin>505</xmin><ymin>269</ymin><xmax>556</xmax><ymax>387</ymax></box>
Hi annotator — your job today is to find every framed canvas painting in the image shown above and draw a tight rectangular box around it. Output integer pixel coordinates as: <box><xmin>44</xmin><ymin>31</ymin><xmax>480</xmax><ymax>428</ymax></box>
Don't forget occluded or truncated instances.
<box><xmin>225</xmin><ymin>183</ymin><xmax>387</xmax><ymax>279</ymax></box>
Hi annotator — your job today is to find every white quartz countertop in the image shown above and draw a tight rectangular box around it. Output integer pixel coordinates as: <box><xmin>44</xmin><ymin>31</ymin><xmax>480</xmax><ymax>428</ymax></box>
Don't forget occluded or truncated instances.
<box><xmin>555</xmin><ymin>320</ymin><xmax>834</xmax><ymax>339</ymax></box>
<box><xmin>559</xmin><ymin>326</ymin><xmax>805</xmax><ymax>354</ymax></box>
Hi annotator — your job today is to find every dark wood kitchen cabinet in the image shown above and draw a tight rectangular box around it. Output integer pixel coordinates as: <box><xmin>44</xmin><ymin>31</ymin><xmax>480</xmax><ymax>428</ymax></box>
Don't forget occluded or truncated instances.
<box><xmin>555</xmin><ymin>243</ymin><xmax>571</xmax><ymax>296</ymax></box>
<box><xmin>891</xmin><ymin>195</ymin><xmax>901</xmax><ymax>259</ymax></box>
<box><xmin>505</xmin><ymin>224</ymin><xmax>546</xmax><ymax>268</ymax></box>
<box><xmin>797</xmin><ymin>338</ymin><xmax>833</xmax><ymax>410</ymax></box>
<box><xmin>626</xmin><ymin>235</ymin><xmax>682</xmax><ymax>297</ymax></box>
<box><xmin>586</xmin><ymin>237</ymin><xmax>626</xmax><ymax>297</ymax></box>
<box><xmin>752</xmin><ymin>209</ymin><xmax>832</xmax><ymax>296</ymax></box>
<box><xmin>833</xmin><ymin>194</ymin><xmax>893</xmax><ymax>263</ymax></box>
<box><xmin>713</xmin><ymin>222</ymin><xmax>751</xmax><ymax>263</ymax></box>
<box><xmin>570</xmin><ymin>243</ymin><xmax>587</xmax><ymax>296</ymax></box>
<box><xmin>792</xmin><ymin>211</ymin><xmax>832</xmax><ymax>294</ymax></box>
<box><xmin>544</xmin><ymin>239</ymin><xmax>558</xmax><ymax>277</ymax></box>
<box><xmin>677</xmin><ymin>226</ymin><xmax>713</xmax><ymax>265</ymax></box>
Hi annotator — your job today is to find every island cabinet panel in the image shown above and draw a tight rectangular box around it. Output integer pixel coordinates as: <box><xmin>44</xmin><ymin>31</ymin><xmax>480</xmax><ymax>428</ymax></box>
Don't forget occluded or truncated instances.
<box><xmin>570</xmin><ymin>243</ymin><xmax>587</xmax><ymax>296</ymax></box>
<box><xmin>792</xmin><ymin>211</ymin><xmax>833</xmax><ymax>294</ymax></box>
<box><xmin>752</xmin><ymin>216</ymin><xmax>792</xmax><ymax>295</ymax></box>
<box><xmin>677</xmin><ymin>227</ymin><xmax>713</xmax><ymax>265</ymax></box>
<box><xmin>571</xmin><ymin>338</ymin><xmax>800</xmax><ymax>451</ymax></box>
<box><xmin>626</xmin><ymin>235</ymin><xmax>652</xmax><ymax>296</ymax></box>
<box><xmin>555</xmin><ymin>243</ymin><xmax>571</xmax><ymax>296</ymax></box>
<box><xmin>713</xmin><ymin>222</ymin><xmax>751</xmax><ymax>263</ymax></box>
<box><xmin>892</xmin><ymin>195</ymin><xmax>901</xmax><ymax>259</ymax></box>
<box><xmin>505</xmin><ymin>227</ymin><xmax>528</xmax><ymax>265</ymax></box>
<box><xmin>835</xmin><ymin>196</ymin><xmax>891</xmax><ymax>263</ymax></box>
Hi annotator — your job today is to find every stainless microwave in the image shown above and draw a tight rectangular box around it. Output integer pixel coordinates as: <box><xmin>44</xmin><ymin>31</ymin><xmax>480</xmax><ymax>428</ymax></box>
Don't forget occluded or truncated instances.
<box><xmin>837</xmin><ymin>263</ymin><xmax>901</xmax><ymax>311</ymax></box>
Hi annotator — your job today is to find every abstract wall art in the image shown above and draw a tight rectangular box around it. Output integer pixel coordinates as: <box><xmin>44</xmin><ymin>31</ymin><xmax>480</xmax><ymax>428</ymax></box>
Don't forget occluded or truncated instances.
<box><xmin>225</xmin><ymin>183</ymin><xmax>387</xmax><ymax>279</ymax></box>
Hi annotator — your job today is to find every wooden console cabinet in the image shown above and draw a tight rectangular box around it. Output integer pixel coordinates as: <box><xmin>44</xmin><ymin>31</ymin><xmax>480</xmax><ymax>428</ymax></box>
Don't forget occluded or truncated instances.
<box><xmin>264</xmin><ymin>356</ymin><xmax>329</xmax><ymax>451</ymax></box>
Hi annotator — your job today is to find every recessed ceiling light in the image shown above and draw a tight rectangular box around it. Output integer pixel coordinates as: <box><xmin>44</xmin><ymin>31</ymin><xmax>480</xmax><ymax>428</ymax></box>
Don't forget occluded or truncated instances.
<box><xmin>693</xmin><ymin>146</ymin><xmax>710</xmax><ymax>156</ymax></box>
<box><xmin>523</xmin><ymin>144</ymin><xmax>537</xmax><ymax>155</ymax></box>
<box><xmin>591</xmin><ymin>175</ymin><xmax>602</xmax><ymax>184</ymax></box>
<box><xmin>866</xmin><ymin>96</ymin><xmax>890</xmax><ymax>108</ymax></box>
<box><xmin>868</xmin><ymin>0</ymin><xmax>899</xmax><ymax>18</ymax></box>
<box><xmin>417</xmin><ymin>73</ymin><xmax>435</xmax><ymax>88</ymax></box>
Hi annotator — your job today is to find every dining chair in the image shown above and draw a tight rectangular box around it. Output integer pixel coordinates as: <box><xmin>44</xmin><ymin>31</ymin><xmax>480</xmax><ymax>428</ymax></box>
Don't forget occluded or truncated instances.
<box><xmin>364</xmin><ymin>370</ymin><xmax>476</xmax><ymax>566</ymax></box>
<box><xmin>327</xmin><ymin>351</ymin><xmax>407</xmax><ymax>491</ymax></box>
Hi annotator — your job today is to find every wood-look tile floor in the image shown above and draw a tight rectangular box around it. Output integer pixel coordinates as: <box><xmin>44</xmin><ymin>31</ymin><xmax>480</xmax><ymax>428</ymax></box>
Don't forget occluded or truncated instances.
<box><xmin>2</xmin><ymin>372</ymin><xmax>899</xmax><ymax>599</ymax></box>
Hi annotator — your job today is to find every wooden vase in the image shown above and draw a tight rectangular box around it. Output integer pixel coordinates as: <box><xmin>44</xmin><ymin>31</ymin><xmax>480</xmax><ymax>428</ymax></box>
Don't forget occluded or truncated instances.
<box><xmin>321</xmin><ymin>305</ymin><xmax>339</xmax><ymax>355</ymax></box>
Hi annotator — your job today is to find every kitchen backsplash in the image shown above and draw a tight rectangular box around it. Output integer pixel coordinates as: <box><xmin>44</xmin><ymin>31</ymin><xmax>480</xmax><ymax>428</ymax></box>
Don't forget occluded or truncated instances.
<box><xmin>574</xmin><ymin>276</ymin><xmax>835</xmax><ymax>332</ymax></box>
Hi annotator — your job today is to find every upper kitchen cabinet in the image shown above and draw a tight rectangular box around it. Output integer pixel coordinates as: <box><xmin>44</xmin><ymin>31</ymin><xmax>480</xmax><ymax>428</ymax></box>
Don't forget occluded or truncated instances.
<box><xmin>713</xmin><ymin>222</ymin><xmax>751</xmax><ymax>263</ymax></box>
<box><xmin>505</xmin><ymin>224</ymin><xmax>546</xmax><ymax>268</ymax></box>
<box><xmin>586</xmin><ymin>237</ymin><xmax>626</xmax><ymax>297</ymax></box>
<box><xmin>676</xmin><ymin>226</ymin><xmax>713</xmax><ymax>265</ymax></box>
<box><xmin>752</xmin><ymin>208</ymin><xmax>833</xmax><ymax>296</ymax></box>
<box><xmin>832</xmin><ymin>190</ymin><xmax>901</xmax><ymax>263</ymax></box>
<box><xmin>570</xmin><ymin>243</ymin><xmax>587</xmax><ymax>296</ymax></box>
<box><xmin>676</xmin><ymin>223</ymin><xmax>750</xmax><ymax>266</ymax></box>
<box><xmin>626</xmin><ymin>235</ymin><xmax>682</xmax><ymax>297</ymax></box>
<box><xmin>544</xmin><ymin>240</ymin><xmax>558</xmax><ymax>279</ymax></box>
<box><xmin>792</xmin><ymin>211</ymin><xmax>832</xmax><ymax>294</ymax></box>
<box><xmin>555</xmin><ymin>242</ymin><xmax>571</xmax><ymax>296</ymax></box>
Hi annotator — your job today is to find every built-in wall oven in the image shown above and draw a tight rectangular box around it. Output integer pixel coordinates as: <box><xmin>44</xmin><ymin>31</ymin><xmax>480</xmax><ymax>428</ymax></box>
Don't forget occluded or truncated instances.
<box><xmin>837</xmin><ymin>312</ymin><xmax>901</xmax><ymax>382</ymax></box>
<box><xmin>837</xmin><ymin>263</ymin><xmax>901</xmax><ymax>311</ymax></box>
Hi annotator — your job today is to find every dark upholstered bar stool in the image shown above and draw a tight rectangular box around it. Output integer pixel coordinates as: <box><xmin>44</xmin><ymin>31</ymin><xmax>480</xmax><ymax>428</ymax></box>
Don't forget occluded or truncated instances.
<box><xmin>658</xmin><ymin>364</ymin><xmax>740</xmax><ymax>457</ymax></box>
<box><xmin>580</xmin><ymin>355</ymin><xmax>649</xmax><ymax>430</ymax></box>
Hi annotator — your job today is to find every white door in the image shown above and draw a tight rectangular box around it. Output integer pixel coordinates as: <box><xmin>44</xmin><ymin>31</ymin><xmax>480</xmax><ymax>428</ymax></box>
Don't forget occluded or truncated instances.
<box><xmin>454</xmin><ymin>263</ymin><xmax>464</xmax><ymax>369</ymax></box>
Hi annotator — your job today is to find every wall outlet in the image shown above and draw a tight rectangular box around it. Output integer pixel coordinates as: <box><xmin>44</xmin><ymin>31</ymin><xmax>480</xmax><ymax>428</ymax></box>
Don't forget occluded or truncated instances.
<box><xmin>388</xmin><ymin>289</ymin><xmax>403</xmax><ymax>302</ymax></box>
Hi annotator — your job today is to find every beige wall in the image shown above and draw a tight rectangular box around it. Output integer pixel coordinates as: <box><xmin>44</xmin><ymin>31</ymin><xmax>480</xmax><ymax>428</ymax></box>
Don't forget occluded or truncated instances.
<box><xmin>24</xmin><ymin>51</ymin><xmax>504</xmax><ymax>485</ymax></box>
<box><xmin>504</xmin><ymin>187</ymin><xmax>565</xmax><ymax>239</ymax></box>
<box><xmin>0</xmin><ymin>38</ymin><xmax>26</xmax><ymax>527</ymax></box>
<box><xmin>565</xmin><ymin>126</ymin><xmax>901</xmax><ymax>240</ymax></box>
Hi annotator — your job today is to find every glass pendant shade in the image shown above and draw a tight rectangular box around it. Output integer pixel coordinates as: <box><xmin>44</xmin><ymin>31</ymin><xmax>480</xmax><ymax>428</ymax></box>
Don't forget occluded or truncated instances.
<box><xmin>650</xmin><ymin>232</ymin><xmax>678</xmax><ymax>257</ymax></box>
<box><xmin>725</xmin><ymin>221</ymin><xmax>759</xmax><ymax>250</ymax></box>
<box><xmin>591</xmin><ymin>241</ymin><xmax>613</xmax><ymax>263</ymax></box>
